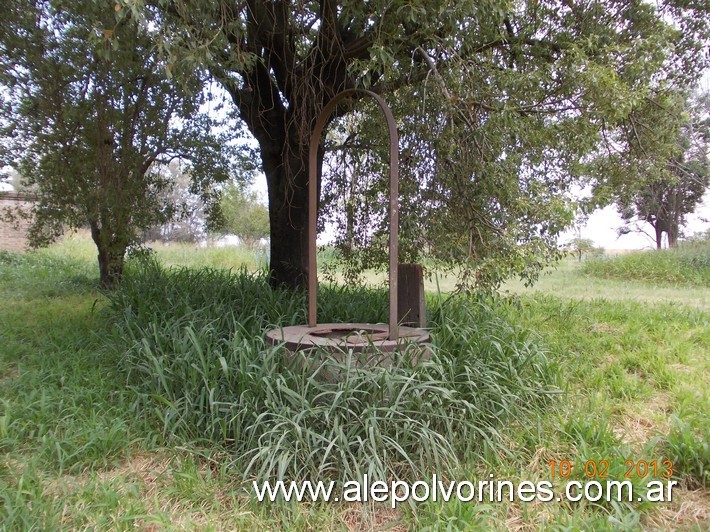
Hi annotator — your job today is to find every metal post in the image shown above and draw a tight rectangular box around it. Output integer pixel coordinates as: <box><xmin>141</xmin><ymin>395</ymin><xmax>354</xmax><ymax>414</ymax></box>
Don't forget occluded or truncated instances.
<box><xmin>308</xmin><ymin>89</ymin><xmax>399</xmax><ymax>340</ymax></box>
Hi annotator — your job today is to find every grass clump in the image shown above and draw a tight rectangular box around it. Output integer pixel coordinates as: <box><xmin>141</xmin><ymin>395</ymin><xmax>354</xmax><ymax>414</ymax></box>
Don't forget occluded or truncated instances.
<box><xmin>0</xmin><ymin>294</ymin><xmax>138</xmax><ymax>476</ymax></box>
<box><xmin>110</xmin><ymin>261</ymin><xmax>558</xmax><ymax>486</ymax></box>
<box><xmin>581</xmin><ymin>237</ymin><xmax>710</xmax><ymax>287</ymax></box>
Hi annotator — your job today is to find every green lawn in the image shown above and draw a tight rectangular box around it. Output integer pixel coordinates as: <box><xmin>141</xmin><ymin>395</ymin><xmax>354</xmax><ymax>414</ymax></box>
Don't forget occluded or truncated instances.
<box><xmin>1</xmin><ymin>238</ymin><xmax>708</xmax><ymax>530</ymax></box>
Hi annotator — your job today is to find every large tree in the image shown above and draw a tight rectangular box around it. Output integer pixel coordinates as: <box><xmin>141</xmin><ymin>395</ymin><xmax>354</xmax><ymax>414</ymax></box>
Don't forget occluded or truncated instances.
<box><xmin>591</xmin><ymin>89</ymin><xmax>709</xmax><ymax>249</ymax></box>
<box><xmin>617</xmin><ymin>93</ymin><xmax>710</xmax><ymax>249</ymax></box>
<box><xmin>0</xmin><ymin>0</ymin><xmax>236</xmax><ymax>287</ymax></box>
<box><xmin>128</xmin><ymin>0</ymin><xmax>707</xmax><ymax>289</ymax></box>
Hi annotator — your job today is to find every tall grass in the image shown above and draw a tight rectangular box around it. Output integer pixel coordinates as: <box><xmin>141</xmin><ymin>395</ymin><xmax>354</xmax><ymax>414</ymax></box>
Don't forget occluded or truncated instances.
<box><xmin>581</xmin><ymin>237</ymin><xmax>710</xmax><ymax>286</ymax></box>
<box><xmin>109</xmin><ymin>261</ymin><xmax>558</xmax><ymax>486</ymax></box>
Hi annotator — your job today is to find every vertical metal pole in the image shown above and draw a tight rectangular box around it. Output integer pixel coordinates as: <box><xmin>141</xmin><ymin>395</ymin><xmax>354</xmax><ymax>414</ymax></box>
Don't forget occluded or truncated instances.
<box><xmin>308</xmin><ymin>89</ymin><xmax>399</xmax><ymax>340</ymax></box>
<box><xmin>308</xmin><ymin>137</ymin><xmax>318</xmax><ymax>328</ymax></box>
<box><xmin>387</xmin><ymin>109</ymin><xmax>399</xmax><ymax>341</ymax></box>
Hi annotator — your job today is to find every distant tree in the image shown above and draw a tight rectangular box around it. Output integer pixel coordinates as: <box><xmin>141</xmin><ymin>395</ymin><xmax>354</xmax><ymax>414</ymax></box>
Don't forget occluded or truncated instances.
<box><xmin>685</xmin><ymin>228</ymin><xmax>710</xmax><ymax>243</ymax></box>
<box><xmin>0</xmin><ymin>167</ymin><xmax>33</xmax><ymax>193</ymax></box>
<box><xmin>7</xmin><ymin>169</ymin><xmax>26</xmax><ymax>194</ymax></box>
<box><xmin>218</xmin><ymin>182</ymin><xmax>270</xmax><ymax>246</ymax></box>
<box><xmin>0</xmin><ymin>168</ymin><xmax>22</xmax><ymax>192</ymax></box>
<box><xmin>592</xmin><ymin>90</ymin><xmax>709</xmax><ymax>249</ymax></box>
<box><xmin>0</xmin><ymin>0</ymin><xmax>236</xmax><ymax>287</ymax></box>
<box><xmin>565</xmin><ymin>237</ymin><xmax>600</xmax><ymax>262</ymax></box>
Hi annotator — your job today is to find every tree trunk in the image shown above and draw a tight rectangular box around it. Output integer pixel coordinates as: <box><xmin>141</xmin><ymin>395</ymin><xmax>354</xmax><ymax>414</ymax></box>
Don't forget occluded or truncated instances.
<box><xmin>215</xmin><ymin>16</ymin><xmax>351</xmax><ymax>289</ymax></box>
<box><xmin>90</xmin><ymin>220</ymin><xmax>127</xmax><ymax>289</ymax></box>
<box><xmin>345</xmin><ymin>164</ymin><xmax>359</xmax><ymax>255</ymax></box>
<box><xmin>266</xmin><ymin>181</ymin><xmax>309</xmax><ymax>289</ymax></box>
<box><xmin>97</xmin><ymin>246</ymin><xmax>126</xmax><ymax>289</ymax></box>
<box><xmin>263</xmin><ymin>146</ymin><xmax>311</xmax><ymax>290</ymax></box>
<box><xmin>667</xmin><ymin>223</ymin><xmax>679</xmax><ymax>248</ymax></box>
<box><xmin>667</xmin><ymin>187</ymin><xmax>681</xmax><ymax>249</ymax></box>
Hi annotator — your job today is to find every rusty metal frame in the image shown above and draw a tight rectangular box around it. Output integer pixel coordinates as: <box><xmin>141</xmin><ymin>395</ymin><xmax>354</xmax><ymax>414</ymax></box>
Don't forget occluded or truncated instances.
<box><xmin>308</xmin><ymin>89</ymin><xmax>399</xmax><ymax>340</ymax></box>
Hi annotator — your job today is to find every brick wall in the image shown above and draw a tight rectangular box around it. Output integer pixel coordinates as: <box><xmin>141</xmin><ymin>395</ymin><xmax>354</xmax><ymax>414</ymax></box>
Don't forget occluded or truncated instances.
<box><xmin>0</xmin><ymin>193</ymin><xmax>35</xmax><ymax>252</ymax></box>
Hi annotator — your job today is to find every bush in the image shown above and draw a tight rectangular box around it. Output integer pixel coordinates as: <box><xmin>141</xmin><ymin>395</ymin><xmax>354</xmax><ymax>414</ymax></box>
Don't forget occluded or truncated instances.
<box><xmin>581</xmin><ymin>238</ymin><xmax>710</xmax><ymax>286</ymax></box>
<box><xmin>110</xmin><ymin>261</ymin><xmax>558</xmax><ymax>485</ymax></box>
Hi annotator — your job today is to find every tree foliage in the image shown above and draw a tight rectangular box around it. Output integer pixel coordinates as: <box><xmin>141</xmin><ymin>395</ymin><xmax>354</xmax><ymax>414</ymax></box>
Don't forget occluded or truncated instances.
<box><xmin>218</xmin><ymin>182</ymin><xmax>270</xmax><ymax>245</ymax></box>
<box><xmin>100</xmin><ymin>1</ymin><xmax>710</xmax><ymax>288</ymax></box>
<box><xmin>0</xmin><ymin>0</ymin><xmax>236</xmax><ymax>287</ymax></box>
<box><xmin>564</xmin><ymin>237</ymin><xmax>602</xmax><ymax>262</ymax></box>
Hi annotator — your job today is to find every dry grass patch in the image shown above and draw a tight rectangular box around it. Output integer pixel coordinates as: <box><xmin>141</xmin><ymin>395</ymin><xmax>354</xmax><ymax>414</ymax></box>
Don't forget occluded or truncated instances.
<box><xmin>643</xmin><ymin>487</ymin><xmax>710</xmax><ymax>531</ymax></box>
<box><xmin>38</xmin><ymin>450</ymin><xmax>258</xmax><ymax>529</ymax></box>
<box><xmin>587</xmin><ymin>322</ymin><xmax>621</xmax><ymax>335</ymax></box>
<box><xmin>0</xmin><ymin>366</ymin><xmax>19</xmax><ymax>383</ymax></box>
<box><xmin>40</xmin><ymin>451</ymin><xmax>171</xmax><ymax>497</ymax></box>
<box><xmin>339</xmin><ymin>504</ymin><xmax>405</xmax><ymax>531</ymax></box>
<box><xmin>613</xmin><ymin>394</ymin><xmax>672</xmax><ymax>448</ymax></box>
<box><xmin>669</xmin><ymin>363</ymin><xmax>694</xmax><ymax>374</ymax></box>
<box><xmin>504</xmin><ymin>500</ymin><xmax>557</xmax><ymax>532</ymax></box>
<box><xmin>527</xmin><ymin>445</ymin><xmax>576</xmax><ymax>477</ymax></box>
<box><xmin>95</xmin><ymin>451</ymin><xmax>171</xmax><ymax>487</ymax></box>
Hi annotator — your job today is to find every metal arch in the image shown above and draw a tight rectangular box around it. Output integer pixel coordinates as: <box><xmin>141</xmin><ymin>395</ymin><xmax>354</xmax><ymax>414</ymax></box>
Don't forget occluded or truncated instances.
<box><xmin>308</xmin><ymin>89</ymin><xmax>399</xmax><ymax>340</ymax></box>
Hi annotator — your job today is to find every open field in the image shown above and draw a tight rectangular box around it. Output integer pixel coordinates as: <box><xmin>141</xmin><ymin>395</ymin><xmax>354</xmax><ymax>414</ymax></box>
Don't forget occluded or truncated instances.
<box><xmin>1</xmin><ymin>236</ymin><xmax>708</xmax><ymax>530</ymax></box>
<box><xmin>326</xmin><ymin>257</ymin><xmax>709</xmax><ymax>311</ymax></box>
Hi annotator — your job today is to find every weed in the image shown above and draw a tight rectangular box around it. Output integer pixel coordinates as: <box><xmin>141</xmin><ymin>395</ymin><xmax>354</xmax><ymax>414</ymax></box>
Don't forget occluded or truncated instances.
<box><xmin>658</xmin><ymin>416</ymin><xmax>709</xmax><ymax>489</ymax></box>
